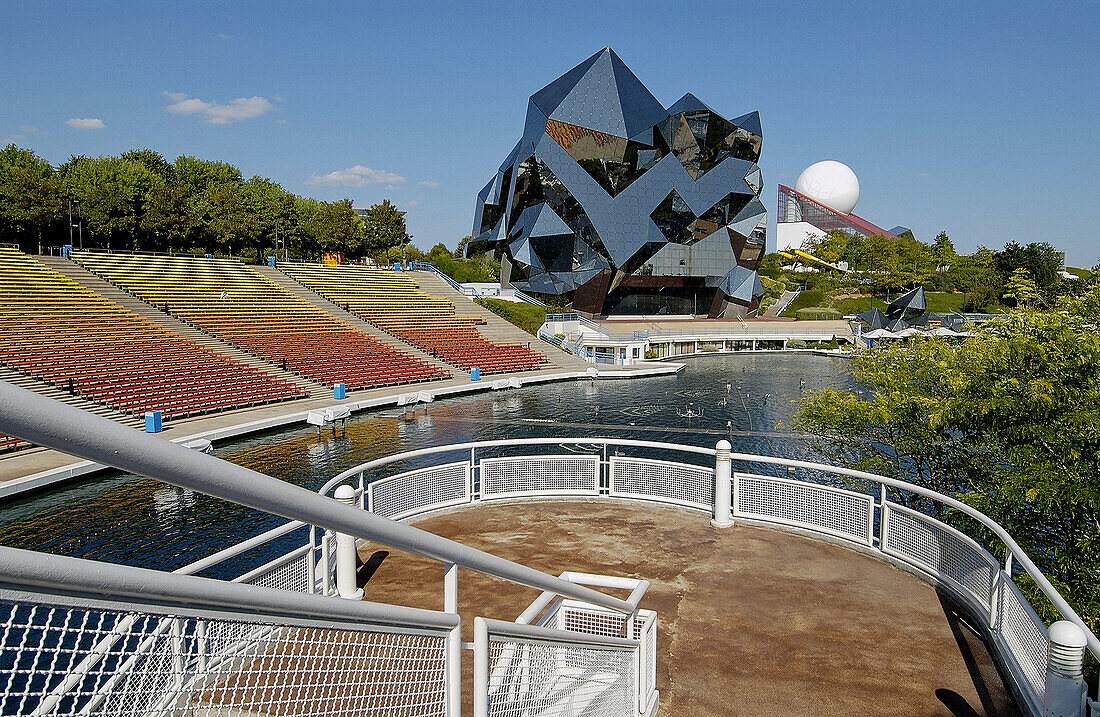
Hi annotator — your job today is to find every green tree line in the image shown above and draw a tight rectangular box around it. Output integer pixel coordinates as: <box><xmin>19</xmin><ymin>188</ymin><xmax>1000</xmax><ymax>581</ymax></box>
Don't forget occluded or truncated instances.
<box><xmin>0</xmin><ymin>144</ymin><xmax>411</xmax><ymax>262</ymax></box>
<box><xmin>774</xmin><ymin>228</ymin><xmax>1078</xmax><ymax>311</ymax></box>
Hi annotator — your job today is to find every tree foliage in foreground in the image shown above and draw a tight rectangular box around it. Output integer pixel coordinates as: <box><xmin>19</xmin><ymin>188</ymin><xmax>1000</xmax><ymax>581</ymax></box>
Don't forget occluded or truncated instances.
<box><xmin>795</xmin><ymin>279</ymin><xmax>1100</xmax><ymax>633</ymax></box>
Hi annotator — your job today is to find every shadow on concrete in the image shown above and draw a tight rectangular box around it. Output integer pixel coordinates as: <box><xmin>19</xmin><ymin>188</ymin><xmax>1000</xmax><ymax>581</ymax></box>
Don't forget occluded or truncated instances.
<box><xmin>937</xmin><ymin>589</ymin><xmax>1021</xmax><ymax>716</ymax></box>
<box><xmin>357</xmin><ymin>550</ymin><xmax>389</xmax><ymax>588</ymax></box>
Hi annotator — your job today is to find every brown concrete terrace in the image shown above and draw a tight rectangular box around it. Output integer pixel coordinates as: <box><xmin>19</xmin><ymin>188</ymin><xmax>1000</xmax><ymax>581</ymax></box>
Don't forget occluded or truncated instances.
<box><xmin>357</xmin><ymin>500</ymin><xmax>1021</xmax><ymax>717</ymax></box>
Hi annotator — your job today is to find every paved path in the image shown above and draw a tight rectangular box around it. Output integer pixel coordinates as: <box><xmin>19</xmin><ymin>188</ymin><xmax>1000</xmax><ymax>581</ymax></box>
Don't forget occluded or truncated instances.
<box><xmin>359</xmin><ymin>500</ymin><xmax>1021</xmax><ymax>717</ymax></box>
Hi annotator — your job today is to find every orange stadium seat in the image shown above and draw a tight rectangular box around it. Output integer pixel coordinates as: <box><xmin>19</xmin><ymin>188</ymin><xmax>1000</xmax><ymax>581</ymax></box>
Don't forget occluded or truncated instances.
<box><xmin>278</xmin><ymin>262</ymin><xmax>547</xmax><ymax>375</ymax></box>
<box><xmin>71</xmin><ymin>251</ymin><xmax>451</xmax><ymax>390</ymax></box>
<box><xmin>0</xmin><ymin>248</ymin><xmax>309</xmax><ymax>427</ymax></box>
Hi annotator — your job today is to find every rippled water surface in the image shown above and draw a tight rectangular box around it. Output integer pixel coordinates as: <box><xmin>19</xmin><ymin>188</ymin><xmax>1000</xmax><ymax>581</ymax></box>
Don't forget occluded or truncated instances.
<box><xmin>0</xmin><ymin>353</ymin><xmax>852</xmax><ymax>572</ymax></box>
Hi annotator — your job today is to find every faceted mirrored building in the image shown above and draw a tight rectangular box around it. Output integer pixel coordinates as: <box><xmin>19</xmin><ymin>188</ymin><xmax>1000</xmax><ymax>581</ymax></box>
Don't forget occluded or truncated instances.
<box><xmin>470</xmin><ymin>47</ymin><xmax>766</xmax><ymax>317</ymax></box>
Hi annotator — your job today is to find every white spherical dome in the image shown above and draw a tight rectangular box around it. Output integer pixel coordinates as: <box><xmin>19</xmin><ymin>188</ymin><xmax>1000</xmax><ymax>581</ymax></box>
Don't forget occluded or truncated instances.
<box><xmin>795</xmin><ymin>161</ymin><xmax>860</xmax><ymax>215</ymax></box>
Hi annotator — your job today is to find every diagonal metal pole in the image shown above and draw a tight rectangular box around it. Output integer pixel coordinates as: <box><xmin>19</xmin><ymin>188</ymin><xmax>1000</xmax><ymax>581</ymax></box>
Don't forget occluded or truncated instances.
<box><xmin>0</xmin><ymin>380</ymin><xmax>633</xmax><ymax>614</ymax></box>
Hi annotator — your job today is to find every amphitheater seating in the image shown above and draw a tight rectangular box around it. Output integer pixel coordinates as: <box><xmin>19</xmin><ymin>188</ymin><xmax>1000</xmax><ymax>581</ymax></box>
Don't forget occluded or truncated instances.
<box><xmin>278</xmin><ymin>263</ymin><xmax>547</xmax><ymax>375</ymax></box>
<box><xmin>0</xmin><ymin>434</ymin><xmax>24</xmax><ymax>452</ymax></box>
<box><xmin>0</xmin><ymin>248</ymin><xmax>308</xmax><ymax>420</ymax></box>
<box><xmin>71</xmin><ymin>252</ymin><xmax>451</xmax><ymax>390</ymax></box>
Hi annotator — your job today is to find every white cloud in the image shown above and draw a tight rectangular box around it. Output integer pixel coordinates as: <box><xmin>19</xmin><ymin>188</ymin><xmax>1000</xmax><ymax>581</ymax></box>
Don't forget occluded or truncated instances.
<box><xmin>417</xmin><ymin>181</ymin><xmax>439</xmax><ymax>189</ymax></box>
<box><xmin>405</xmin><ymin>200</ymin><xmax>421</xmax><ymax>208</ymax></box>
<box><xmin>2</xmin><ymin>134</ymin><xmax>27</xmax><ymax>144</ymax></box>
<box><xmin>919</xmin><ymin>172</ymin><xmax>931</xmax><ymax>177</ymax></box>
<box><xmin>66</xmin><ymin>118</ymin><xmax>106</xmax><ymax>130</ymax></box>
<box><xmin>216</xmin><ymin>33</ymin><xmax>232</xmax><ymax>39</ymax></box>
<box><xmin>18</xmin><ymin>125</ymin><xmax>41</xmax><ymax>134</ymax></box>
<box><xmin>163</xmin><ymin>91</ymin><xmax>276</xmax><ymax>125</ymax></box>
<box><xmin>305</xmin><ymin>165</ymin><xmax>406</xmax><ymax>188</ymax></box>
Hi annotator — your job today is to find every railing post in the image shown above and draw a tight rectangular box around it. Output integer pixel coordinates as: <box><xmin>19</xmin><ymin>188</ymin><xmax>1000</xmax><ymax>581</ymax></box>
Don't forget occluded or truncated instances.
<box><xmin>711</xmin><ymin>440</ymin><xmax>734</xmax><ymax>528</ymax></box>
<box><xmin>443</xmin><ymin>561</ymin><xmax>461</xmax><ymax>716</ymax></box>
<box><xmin>333</xmin><ymin>485</ymin><xmax>364</xmax><ymax>600</ymax></box>
<box><xmin>1044</xmin><ymin>621</ymin><xmax>1088</xmax><ymax>717</ymax></box>
<box><xmin>474</xmin><ymin>617</ymin><xmax>489</xmax><ymax>716</ymax></box>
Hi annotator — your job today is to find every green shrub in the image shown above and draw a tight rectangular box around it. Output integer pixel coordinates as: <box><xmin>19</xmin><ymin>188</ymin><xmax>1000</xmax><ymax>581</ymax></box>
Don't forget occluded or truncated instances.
<box><xmin>795</xmin><ymin>307</ymin><xmax>841</xmax><ymax>321</ymax></box>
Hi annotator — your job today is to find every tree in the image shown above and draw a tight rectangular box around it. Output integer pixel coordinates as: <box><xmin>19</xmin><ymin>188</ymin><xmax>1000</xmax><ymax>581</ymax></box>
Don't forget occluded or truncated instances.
<box><xmin>361</xmin><ymin>199</ymin><xmax>409</xmax><ymax>259</ymax></box>
<box><xmin>795</xmin><ymin>279</ymin><xmax>1100</xmax><ymax>633</ymax></box>
<box><xmin>1002</xmin><ymin>267</ymin><xmax>1042</xmax><ymax>307</ymax></box>
<box><xmin>63</xmin><ymin>156</ymin><xmax>154</xmax><ymax>249</ymax></box>
<box><xmin>315</xmin><ymin>199</ymin><xmax>365</xmax><ymax>258</ymax></box>
<box><xmin>995</xmin><ymin>241</ymin><xmax>1063</xmax><ymax>291</ymax></box>
<box><xmin>454</xmin><ymin>234</ymin><xmax>471</xmax><ymax>259</ymax></box>
<box><xmin>203</xmin><ymin>182</ymin><xmax>254</xmax><ymax>255</ymax></box>
<box><xmin>141</xmin><ymin>177</ymin><xmax>198</xmax><ymax>253</ymax></box>
<box><xmin>121</xmin><ymin>148</ymin><xmax>174</xmax><ymax>182</ymax></box>
<box><xmin>0</xmin><ymin>144</ymin><xmax>63</xmax><ymax>252</ymax></box>
<box><xmin>932</xmin><ymin>231</ymin><xmax>956</xmax><ymax>270</ymax></box>
<box><xmin>794</xmin><ymin>337</ymin><xmax>979</xmax><ymax>507</ymax></box>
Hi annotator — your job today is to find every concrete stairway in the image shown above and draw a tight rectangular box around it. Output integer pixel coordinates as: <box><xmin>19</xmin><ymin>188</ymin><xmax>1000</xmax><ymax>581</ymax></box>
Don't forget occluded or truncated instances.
<box><xmin>37</xmin><ymin>256</ymin><xmax>329</xmax><ymax>399</ymax></box>
<box><xmin>252</xmin><ymin>265</ymin><xmax>459</xmax><ymax>378</ymax></box>
<box><xmin>408</xmin><ymin>272</ymin><xmax>588</xmax><ymax>371</ymax></box>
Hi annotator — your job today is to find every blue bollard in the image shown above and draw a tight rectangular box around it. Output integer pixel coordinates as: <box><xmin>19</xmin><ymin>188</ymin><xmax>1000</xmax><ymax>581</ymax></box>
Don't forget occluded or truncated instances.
<box><xmin>333</xmin><ymin>383</ymin><xmax>346</xmax><ymax>400</ymax></box>
<box><xmin>267</xmin><ymin>256</ymin><xmax>277</xmax><ymax>267</ymax></box>
<box><xmin>471</xmin><ymin>367</ymin><xmax>480</xmax><ymax>381</ymax></box>
<box><xmin>144</xmin><ymin>410</ymin><xmax>162</xmax><ymax>433</ymax></box>
<box><xmin>62</xmin><ymin>245</ymin><xmax>72</xmax><ymax>258</ymax></box>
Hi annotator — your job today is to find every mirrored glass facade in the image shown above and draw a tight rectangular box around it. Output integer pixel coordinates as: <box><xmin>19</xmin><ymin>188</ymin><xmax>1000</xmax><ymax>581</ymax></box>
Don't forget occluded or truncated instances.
<box><xmin>470</xmin><ymin>48</ymin><xmax>766</xmax><ymax>316</ymax></box>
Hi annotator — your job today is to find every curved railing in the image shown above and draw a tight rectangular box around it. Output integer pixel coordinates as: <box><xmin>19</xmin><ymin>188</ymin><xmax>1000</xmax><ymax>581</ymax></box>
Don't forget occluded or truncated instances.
<box><xmin>321</xmin><ymin>437</ymin><xmax>1098</xmax><ymax>717</ymax></box>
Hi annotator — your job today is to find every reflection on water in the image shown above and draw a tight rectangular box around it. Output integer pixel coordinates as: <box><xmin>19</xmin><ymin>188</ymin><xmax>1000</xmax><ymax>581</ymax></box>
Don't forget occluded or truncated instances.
<box><xmin>0</xmin><ymin>354</ymin><xmax>851</xmax><ymax>571</ymax></box>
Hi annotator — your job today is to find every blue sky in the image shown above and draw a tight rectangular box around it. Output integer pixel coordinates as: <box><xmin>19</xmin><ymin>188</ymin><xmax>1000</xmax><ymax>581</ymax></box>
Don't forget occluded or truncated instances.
<box><xmin>2</xmin><ymin>1</ymin><xmax>1098</xmax><ymax>266</ymax></box>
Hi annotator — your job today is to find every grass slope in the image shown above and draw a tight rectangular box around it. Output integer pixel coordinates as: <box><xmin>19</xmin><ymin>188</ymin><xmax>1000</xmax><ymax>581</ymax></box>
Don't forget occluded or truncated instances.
<box><xmin>476</xmin><ymin>298</ymin><xmax>548</xmax><ymax>335</ymax></box>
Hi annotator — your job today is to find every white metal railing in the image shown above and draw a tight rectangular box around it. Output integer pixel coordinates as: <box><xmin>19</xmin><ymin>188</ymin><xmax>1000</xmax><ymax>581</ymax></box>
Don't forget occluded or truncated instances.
<box><xmin>320</xmin><ymin>436</ymin><xmax>1098</xmax><ymax>717</ymax></box>
<box><xmin>2</xmin><ymin>377</ymin><xmax>1095</xmax><ymax>716</ymax></box>
<box><xmin>408</xmin><ymin>261</ymin><xmax>476</xmax><ymax>295</ymax></box>
<box><xmin>0</xmin><ymin>382</ymin><xmax>647</xmax><ymax>717</ymax></box>
<box><xmin>0</xmin><ymin>546</ymin><xmax>456</xmax><ymax>717</ymax></box>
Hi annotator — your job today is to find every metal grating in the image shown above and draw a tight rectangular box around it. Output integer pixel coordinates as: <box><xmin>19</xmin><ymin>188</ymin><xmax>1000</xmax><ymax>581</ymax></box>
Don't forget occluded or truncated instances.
<box><xmin>559</xmin><ymin>602</ymin><xmax>627</xmax><ymax>639</ymax></box>
<box><xmin>480</xmin><ymin>456</ymin><xmax>599</xmax><ymax>500</ymax></box>
<box><xmin>993</xmin><ymin>576</ymin><xmax>1047</xmax><ymax>707</ymax></box>
<box><xmin>485</xmin><ymin>636</ymin><xmax>635</xmax><ymax>717</ymax></box>
<box><xmin>883</xmin><ymin>502</ymin><xmax>998</xmax><ymax>612</ymax></box>
<box><xmin>0</xmin><ymin>601</ymin><xmax>448</xmax><ymax>716</ymax></box>
<box><xmin>234</xmin><ymin>547</ymin><xmax>312</xmax><ymax>594</ymax></box>
<box><xmin>369</xmin><ymin>462</ymin><xmax>471</xmax><ymax>521</ymax></box>
<box><xmin>735</xmin><ymin>474</ymin><xmax>874</xmax><ymax>544</ymax></box>
<box><xmin>609</xmin><ymin>457</ymin><xmax>713</xmax><ymax>510</ymax></box>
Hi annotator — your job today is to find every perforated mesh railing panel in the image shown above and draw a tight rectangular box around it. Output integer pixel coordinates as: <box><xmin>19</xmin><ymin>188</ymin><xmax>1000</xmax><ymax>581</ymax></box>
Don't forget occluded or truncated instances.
<box><xmin>883</xmin><ymin>502</ymin><xmax>998</xmax><ymax>612</ymax></box>
<box><xmin>994</xmin><ymin>576</ymin><xmax>1047</xmax><ymax>706</ymax></box>
<box><xmin>0</xmin><ymin>601</ymin><xmax>448</xmax><ymax>716</ymax></box>
<box><xmin>369</xmin><ymin>462</ymin><xmax>470</xmax><ymax>520</ymax></box>
<box><xmin>235</xmin><ymin>549</ymin><xmax>312</xmax><ymax>594</ymax></box>
<box><xmin>560</xmin><ymin>603</ymin><xmax>627</xmax><ymax>638</ymax></box>
<box><xmin>480</xmin><ymin>456</ymin><xmax>599</xmax><ymax>499</ymax></box>
<box><xmin>609</xmin><ymin>457</ymin><xmax>713</xmax><ymax>510</ymax></box>
<box><xmin>485</xmin><ymin>637</ymin><xmax>635</xmax><ymax>717</ymax></box>
<box><xmin>735</xmin><ymin>474</ymin><xmax>874</xmax><ymax>544</ymax></box>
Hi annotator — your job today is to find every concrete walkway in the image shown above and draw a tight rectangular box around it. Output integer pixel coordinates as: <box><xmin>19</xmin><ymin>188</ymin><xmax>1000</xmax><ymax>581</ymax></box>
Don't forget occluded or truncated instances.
<box><xmin>359</xmin><ymin>500</ymin><xmax>1021</xmax><ymax>717</ymax></box>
